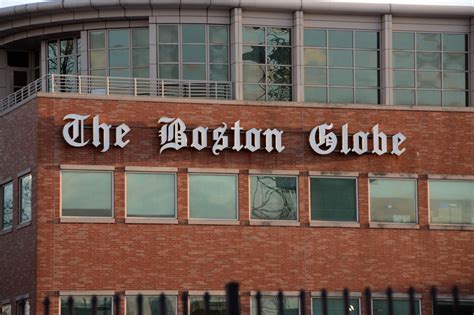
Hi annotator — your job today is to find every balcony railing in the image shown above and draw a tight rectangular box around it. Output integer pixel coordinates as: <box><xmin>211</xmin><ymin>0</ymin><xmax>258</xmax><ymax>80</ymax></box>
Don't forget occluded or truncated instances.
<box><xmin>0</xmin><ymin>74</ymin><xmax>233</xmax><ymax>116</ymax></box>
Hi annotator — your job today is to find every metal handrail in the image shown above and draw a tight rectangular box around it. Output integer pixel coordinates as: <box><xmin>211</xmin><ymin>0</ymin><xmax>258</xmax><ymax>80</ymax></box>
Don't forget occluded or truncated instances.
<box><xmin>0</xmin><ymin>74</ymin><xmax>233</xmax><ymax>116</ymax></box>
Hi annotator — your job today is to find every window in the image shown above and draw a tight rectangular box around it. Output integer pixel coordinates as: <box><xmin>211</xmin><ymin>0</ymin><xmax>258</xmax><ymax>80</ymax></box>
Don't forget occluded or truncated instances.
<box><xmin>429</xmin><ymin>180</ymin><xmax>474</xmax><ymax>224</ymax></box>
<box><xmin>15</xmin><ymin>299</ymin><xmax>29</xmax><ymax>315</ymax></box>
<box><xmin>435</xmin><ymin>300</ymin><xmax>474</xmax><ymax>314</ymax></box>
<box><xmin>61</xmin><ymin>171</ymin><xmax>113</xmax><ymax>217</ymax></box>
<box><xmin>243</xmin><ymin>26</ymin><xmax>292</xmax><ymax>101</ymax></box>
<box><xmin>19</xmin><ymin>174</ymin><xmax>32</xmax><ymax>224</ymax></box>
<box><xmin>312</xmin><ymin>297</ymin><xmax>359</xmax><ymax>314</ymax></box>
<box><xmin>157</xmin><ymin>24</ymin><xmax>229</xmax><ymax>81</ymax></box>
<box><xmin>369</xmin><ymin>178</ymin><xmax>417</xmax><ymax>223</ymax></box>
<box><xmin>251</xmin><ymin>295</ymin><xmax>299</xmax><ymax>315</ymax></box>
<box><xmin>188</xmin><ymin>174</ymin><xmax>238</xmax><ymax>220</ymax></box>
<box><xmin>304</xmin><ymin>29</ymin><xmax>380</xmax><ymax>104</ymax></box>
<box><xmin>126</xmin><ymin>172</ymin><xmax>176</xmax><ymax>218</ymax></box>
<box><xmin>250</xmin><ymin>175</ymin><xmax>297</xmax><ymax>220</ymax></box>
<box><xmin>89</xmin><ymin>28</ymin><xmax>149</xmax><ymax>78</ymax></box>
<box><xmin>310</xmin><ymin>177</ymin><xmax>358</xmax><ymax>222</ymax></box>
<box><xmin>1</xmin><ymin>303</ymin><xmax>11</xmax><ymax>315</ymax></box>
<box><xmin>189</xmin><ymin>296</ymin><xmax>226</xmax><ymax>315</ymax></box>
<box><xmin>392</xmin><ymin>32</ymin><xmax>468</xmax><ymax>106</ymax></box>
<box><xmin>1</xmin><ymin>182</ymin><xmax>13</xmax><ymax>230</ymax></box>
<box><xmin>60</xmin><ymin>296</ymin><xmax>112</xmax><ymax>315</ymax></box>
<box><xmin>372</xmin><ymin>298</ymin><xmax>420</xmax><ymax>315</ymax></box>
<box><xmin>126</xmin><ymin>295</ymin><xmax>177</xmax><ymax>315</ymax></box>
<box><xmin>48</xmin><ymin>37</ymin><xmax>81</xmax><ymax>75</ymax></box>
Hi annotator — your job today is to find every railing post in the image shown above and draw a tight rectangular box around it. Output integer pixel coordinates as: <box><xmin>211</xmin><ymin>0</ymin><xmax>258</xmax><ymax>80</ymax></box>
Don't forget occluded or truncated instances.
<box><xmin>188</xmin><ymin>81</ymin><xmax>191</xmax><ymax>98</ymax></box>
<box><xmin>78</xmin><ymin>76</ymin><xmax>82</xmax><ymax>94</ymax></box>
<box><xmin>134</xmin><ymin>78</ymin><xmax>138</xmax><ymax>96</ymax></box>
<box><xmin>51</xmin><ymin>74</ymin><xmax>55</xmax><ymax>93</ymax></box>
<box><xmin>106</xmin><ymin>76</ymin><xmax>110</xmax><ymax>95</ymax></box>
<box><xmin>215</xmin><ymin>82</ymin><xmax>218</xmax><ymax>99</ymax></box>
<box><xmin>161</xmin><ymin>80</ymin><xmax>165</xmax><ymax>98</ymax></box>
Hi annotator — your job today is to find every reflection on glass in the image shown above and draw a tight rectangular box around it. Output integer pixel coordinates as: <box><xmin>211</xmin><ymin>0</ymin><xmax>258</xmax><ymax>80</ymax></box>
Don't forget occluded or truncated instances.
<box><xmin>329</xmin><ymin>87</ymin><xmax>353</xmax><ymax>103</ymax></box>
<box><xmin>416</xmin><ymin>33</ymin><xmax>441</xmax><ymax>51</ymax></box>
<box><xmin>243</xmin><ymin>65</ymin><xmax>266</xmax><ymax>83</ymax></box>
<box><xmin>267</xmin><ymin>85</ymin><xmax>291</xmax><ymax>101</ymax></box>
<box><xmin>355</xmin><ymin>31</ymin><xmax>378</xmax><ymax>49</ymax></box>
<box><xmin>132</xmin><ymin>28</ymin><xmax>149</xmax><ymax>48</ymax></box>
<box><xmin>159</xmin><ymin>45</ymin><xmax>179</xmax><ymax>63</ymax></box>
<box><xmin>394</xmin><ymin>71</ymin><xmax>415</xmax><ymax>88</ymax></box>
<box><xmin>393</xmin><ymin>51</ymin><xmax>414</xmax><ymax>69</ymax></box>
<box><xmin>417</xmin><ymin>71</ymin><xmax>441</xmax><ymax>89</ymax></box>
<box><xmin>243</xmin><ymin>46</ymin><xmax>266</xmax><ymax>64</ymax></box>
<box><xmin>243</xmin><ymin>84</ymin><xmax>266</xmax><ymax>100</ymax></box>
<box><xmin>355</xmin><ymin>50</ymin><xmax>378</xmax><ymax>68</ymax></box>
<box><xmin>393</xmin><ymin>89</ymin><xmax>415</xmax><ymax>105</ymax></box>
<box><xmin>370</xmin><ymin>179</ymin><xmax>417</xmax><ymax>223</ymax></box>
<box><xmin>329</xmin><ymin>69</ymin><xmax>353</xmax><ymax>86</ymax></box>
<box><xmin>443</xmin><ymin>72</ymin><xmax>466</xmax><ymax>90</ymax></box>
<box><xmin>267</xmin><ymin>47</ymin><xmax>291</xmax><ymax>65</ymax></box>
<box><xmin>416</xmin><ymin>52</ymin><xmax>441</xmax><ymax>70</ymax></box>
<box><xmin>393</xmin><ymin>32</ymin><xmax>414</xmax><ymax>50</ymax></box>
<box><xmin>2</xmin><ymin>182</ymin><xmax>13</xmax><ymax>230</ymax></box>
<box><xmin>243</xmin><ymin>26</ymin><xmax>265</xmax><ymax>45</ymax></box>
<box><xmin>355</xmin><ymin>69</ymin><xmax>378</xmax><ymax>87</ymax></box>
<box><xmin>267</xmin><ymin>27</ymin><xmax>291</xmax><ymax>46</ymax></box>
<box><xmin>190</xmin><ymin>296</ymin><xmax>226</xmax><ymax>315</ymax></box>
<box><xmin>20</xmin><ymin>175</ymin><xmax>32</xmax><ymax>223</ymax></box>
<box><xmin>60</xmin><ymin>296</ymin><xmax>112</xmax><ymax>315</ymax></box>
<box><xmin>133</xmin><ymin>48</ymin><xmax>149</xmax><ymax>67</ymax></box>
<box><xmin>109</xmin><ymin>49</ymin><xmax>129</xmax><ymax>68</ymax></box>
<box><xmin>355</xmin><ymin>88</ymin><xmax>378</xmax><ymax>104</ymax></box>
<box><xmin>304</xmin><ymin>48</ymin><xmax>326</xmax><ymax>66</ymax></box>
<box><xmin>267</xmin><ymin>66</ymin><xmax>291</xmax><ymax>84</ymax></box>
<box><xmin>182</xmin><ymin>44</ymin><xmax>205</xmax><ymax>63</ymax></box>
<box><xmin>209</xmin><ymin>45</ymin><xmax>228</xmax><ymax>63</ymax></box>
<box><xmin>418</xmin><ymin>90</ymin><xmax>442</xmax><ymax>106</ymax></box>
<box><xmin>109</xmin><ymin>29</ymin><xmax>129</xmax><ymax>48</ymax></box>
<box><xmin>429</xmin><ymin>180</ymin><xmax>474</xmax><ymax>224</ymax></box>
<box><xmin>443</xmin><ymin>53</ymin><xmax>466</xmax><ymax>70</ymax></box>
<box><xmin>90</xmin><ymin>31</ymin><xmax>105</xmax><ymax>49</ymax></box>
<box><xmin>159</xmin><ymin>25</ymin><xmax>178</xmax><ymax>43</ymax></box>
<box><xmin>443</xmin><ymin>91</ymin><xmax>466</xmax><ymax>107</ymax></box>
<box><xmin>252</xmin><ymin>296</ymin><xmax>299</xmax><ymax>315</ymax></box>
<box><xmin>90</xmin><ymin>50</ymin><xmax>105</xmax><ymax>69</ymax></box>
<box><xmin>61</xmin><ymin>39</ymin><xmax>74</xmax><ymax>56</ymax></box>
<box><xmin>210</xmin><ymin>64</ymin><xmax>228</xmax><ymax>81</ymax></box>
<box><xmin>182</xmin><ymin>24</ymin><xmax>205</xmax><ymax>43</ymax></box>
<box><xmin>250</xmin><ymin>176</ymin><xmax>298</xmax><ymax>220</ymax></box>
<box><xmin>210</xmin><ymin>25</ymin><xmax>228</xmax><ymax>44</ymax></box>
<box><xmin>443</xmin><ymin>34</ymin><xmax>467</xmax><ymax>52</ymax></box>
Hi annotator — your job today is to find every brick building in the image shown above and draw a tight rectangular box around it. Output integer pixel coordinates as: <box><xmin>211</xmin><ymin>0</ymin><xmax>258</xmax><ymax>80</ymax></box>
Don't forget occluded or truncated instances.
<box><xmin>0</xmin><ymin>1</ymin><xmax>473</xmax><ymax>315</ymax></box>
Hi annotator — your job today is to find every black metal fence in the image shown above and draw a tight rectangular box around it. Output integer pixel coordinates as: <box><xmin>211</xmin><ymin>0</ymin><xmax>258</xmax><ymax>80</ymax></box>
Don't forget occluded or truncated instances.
<box><xmin>43</xmin><ymin>283</ymin><xmax>464</xmax><ymax>315</ymax></box>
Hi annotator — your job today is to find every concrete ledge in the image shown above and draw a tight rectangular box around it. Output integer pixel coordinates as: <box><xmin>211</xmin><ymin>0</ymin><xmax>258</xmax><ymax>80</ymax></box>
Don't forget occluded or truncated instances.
<box><xmin>0</xmin><ymin>228</ymin><xmax>12</xmax><ymax>235</ymax></box>
<box><xmin>309</xmin><ymin>171</ymin><xmax>359</xmax><ymax>177</ymax></box>
<box><xmin>188</xmin><ymin>290</ymin><xmax>226</xmax><ymax>296</ymax></box>
<box><xmin>369</xmin><ymin>222</ymin><xmax>420</xmax><ymax>229</ymax></box>
<box><xmin>0</xmin><ymin>299</ymin><xmax>10</xmax><ymax>305</ymax></box>
<box><xmin>188</xmin><ymin>168</ymin><xmax>240</xmax><ymax>174</ymax></box>
<box><xmin>60</xmin><ymin>291</ymin><xmax>115</xmax><ymax>296</ymax></box>
<box><xmin>310</xmin><ymin>221</ymin><xmax>360</xmax><ymax>228</ymax></box>
<box><xmin>372</xmin><ymin>292</ymin><xmax>422</xmax><ymax>299</ymax></box>
<box><xmin>60</xmin><ymin>217</ymin><xmax>115</xmax><ymax>224</ymax></box>
<box><xmin>125</xmin><ymin>218</ymin><xmax>178</xmax><ymax>224</ymax></box>
<box><xmin>249</xmin><ymin>220</ymin><xmax>300</xmax><ymax>227</ymax></box>
<box><xmin>368</xmin><ymin>172</ymin><xmax>418</xmax><ymax>179</ymax></box>
<box><xmin>428</xmin><ymin>174</ymin><xmax>474</xmax><ymax>180</ymax></box>
<box><xmin>250</xmin><ymin>291</ymin><xmax>301</xmax><ymax>296</ymax></box>
<box><xmin>125</xmin><ymin>166</ymin><xmax>178</xmax><ymax>172</ymax></box>
<box><xmin>188</xmin><ymin>219</ymin><xmax>239</xmax><ymax>225</ymax></box>
<box><xmin>249</xmin><ymin>170</ymin><xmax>300</xmax><ymax>175</ymax></box>
<box><xmin>311</xmin><ymin>291</ymin><xmax>362</xmax><ymax>298</ymax></box>
<box><xmin>429</xmin><ymin>224</ymin><xmax>474</xmax><ymax>231</ymax></box>
<box><xmin>61</xmin><ymin>164</ymin><xmax>115</xmax><ymax>171</ymax></box>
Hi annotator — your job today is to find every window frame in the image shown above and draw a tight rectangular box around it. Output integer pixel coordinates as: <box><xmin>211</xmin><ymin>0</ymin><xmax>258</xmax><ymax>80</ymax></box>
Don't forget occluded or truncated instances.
<box><xmin>18</xmin><ymin>174</ymin><xmax>32</xmax><ymax>225</ymax></box>
<box><xmin>187</xmin><ymin>171</ymin><xmax>239</xmax><ymax>223</ymax></box>
<box><xmin>1</xmin><ymin>180</ymin><xmax>13</xmax><ymax>231</ymax></box>
<box><xmin>309</xmin><ymin>175</ymin><xmax>359</xmax><ymax>224</ymax></box>
<box><xmin>124</xmin><ymin>170</ymin><xmax>178</xmax><ymax>221</ymax></box>
<box><xmin>310</xmin><ymin>292</ymin><xmax>361</xmax><ymax>315</ymax></box>
<box><xmin>47</xmin><ymin>36</ymin><xmax>81</xmax><ymax>75</ymax></box>
<box><xmin>58</xmin><ymin>293</ymin><xmax>114</xmax><ymax>315</ymax></box>
<box><xmin>248</xmin><ymin>173</ymin><xmax>299</xmax><ymax>224</ymax></box>
<box><xmin>368</xmin><ymin>177</ymin><xmax>419</xmax><ymax>225</ymax></box>
<box><xmin>370</xmin><ymin>296</ymin><xmax>422</xmax><ymax>315</ymax></box>
<box><xmin>124</xmin><ymin>292</ymin><xmax>178</xmax><ymax>315</ymax></box>
<box><xmin>434</xmin><ymin>297</ymin><xmax>474</xmax><ymax>314</ymax></box>
<box><xmin>60</xmin><ymin>168</ymin><xmax>114</xmax><ymax>221</ymax></box>
<box><xmin>188</xmin><ymin>293</ymin><xmax>227</xmax><ymax>315</ymax></box>
<box><xmin>249</xmin><ymin>291</ymin><xmax>301</xmax><ymax>315</ymax></box>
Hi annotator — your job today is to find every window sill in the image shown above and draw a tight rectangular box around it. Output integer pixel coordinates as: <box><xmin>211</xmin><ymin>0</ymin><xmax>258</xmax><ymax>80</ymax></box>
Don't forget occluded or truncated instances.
<box><xmin>188</xmin><ymin>219</ymin><xmax>239</xmax><ymax>225</ymax></box>
<box><xmin>369</xmin><ymin>222</ymin><xmax>419</xmax><ymax>229</ymax></box>
<box><xmin>17</xmin><ymin>220</ymin><xmax>31</xmax><ymax>229</ymax></box>
<box><xmin>310</xmin><ymin>221</ymin><xmax>360</xmax><ymax>228</ymax></box>
<box><xmin>429</xmin><ymin>224</ymin><xmax>474</xmax><ymax>231</ymax></box>
<box><xmin>250</xmin><ymin>220</ymin><xmax>300</xmax><ymax>227</ymax></box>
<box><xmin>60</xmin><ymin>217</ymin><xmax>115</xmax><ymax>224</ymax></box>
<box><xmin>0</xmin><ymin>228</ymin><xmax>13</xmax><ymax>235</ymax></box>
<box><xmin>125</xmin><ymin>218</ymin><xmax>178</xmax><ymax>224</ymax></box>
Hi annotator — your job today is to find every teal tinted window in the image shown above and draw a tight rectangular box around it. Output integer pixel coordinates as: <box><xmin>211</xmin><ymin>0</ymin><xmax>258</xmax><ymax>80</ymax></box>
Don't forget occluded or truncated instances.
<box><xmin>370</xmin><ymin>179</ymin><xmax>417</xmax><ymax>223</ymax></box>
<box><xmin>126</xmin><ymin>173</ymin><xmax>176</xmax><ymax>218</ymax></box>
<box><xmin>429</xmin><ymin>180</ymin><xmax>474</xmax><ymax>224</ymax></box>
<box><xmin>304</xmin><ymin>29</ymin><xmax>326</xmax><ymax>47</ymax></box>
<box><xmin>183</xmin><ymin>24</ymin><xmax>205</xmax><ymax>43</ymax></box>
<box><xmin>1</xmin><ymin>182</ymin><xmax>13</xmax><ymax>230</ymax></box>
<box><xmin>328</xmin><ymin>30</ymin><xmax>352</xmax><ymax>48</ymax></box>
<box><xmin>393</xmin><ymin>32</ymin><xmax>414</xmax><ymax>50</ymax></box>
<box><xmin>159</xmin><ymin>25</ymin><xmax>178</xmax><ymax>43</ymax></box>
<box><xmin>19</xmin><ymin>174</ymin><xmax>32</xmax><ymax>223</ymax></box>
<box><xmin>416</xmin><ymin>33</ymin><xmax>441</xmax><ymax>51</ymax></box>
<box><xmin>250</xmin><ymin>176</ymin><xmax>298</xmax><ymax>220</ymax></box>
<box><xmin>189</xmin><ymin>174</ymin><xmax>237</xmax><ymax>219</ymax></box>
<box><xmin>61</xmin><ymin>171</ymin><xmax>113</xmax><ymax>217</ymax></box>
<box><xmin>311</xmin><ymin>177</ymin><xmax>357</xmax><ymax>221</ymax></box>
<box><xmin>435</xmin><ymin>301</ymin><xmax>474</xmax><ymax>314</ymax></box>
<box><xmin>305</xmin><ymin>86</ymin><xmax>326</xmax><ymax>102</ymax></box>
<box><xmin>61</xmin><ymin>296</ymin><xmax>112</xmax><ymax>315</ymax></box>
<box><xmin>372</xmin><ymin>299</ymin><xmax>420</xmax><ymax>315</ymax></box>
<box><xmin>132</xmin><ymin>28</ymin><xmax>149</xmax><ymax>48</ymax></box>
<box><xmin>313</xmin><ymin>297</ymin><xmax>359</xmax><ymax>315</ymax></box>
<box><xmin>210</xmin><ymin>25</ymin><xmax>228</xmax><ymax>44</ymax></box>
<box><xmin>252</xmin><ymin>296</ymin><xmax>299</xmax><ymax>315</ymax></box>
<box><xmin>443</xmin><ymin>34</ymin><xmax>467</xmax><ymax>52</ymax></box>
<box><xmin>355</xmin><ymin>31</ymin><xmax>378</xmax><ymax>49</ymax></box>
<box><xmin>126</xmin><ymin>296</ymin><xmax>176</xmax><ymax>315</ymax></box>
<box><xmin>109</xmin><ymin>29</ymin><xmax>129</xmax><ymax>48</ymax></box>
<box><xmin>243</xmin><ymin>26</ymin><xmax>265</xmax><ymax>45</ymax></box>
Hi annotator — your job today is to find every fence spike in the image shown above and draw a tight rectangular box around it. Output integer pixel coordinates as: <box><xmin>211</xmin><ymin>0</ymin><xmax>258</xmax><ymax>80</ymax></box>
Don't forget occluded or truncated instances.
<box><xmin>204</xmin><ymin>292</ymin><xmax>211</xmax><ymax>315</ymax></box>
<box><xmin>43</xmin><ymin>297</ymin><xmax>50</xmax><ymax>315</ymax></box>
<box><xmin>453</xmin><ymin>286</ymin><xmax>460</xmax><ymax>315</ymax></box>
<box><xmin>256</xmin><ymin>291</ymin><xmax>262</xmax><ymax>315</ymax></box>
<box><xmin>182</xmin><ymin>291</ymin><xmax>189</xmax><ymax>315</ymax></box>
<box><xmin>386</xmin><ymin>287</ymin><xmax>393</xmax><ymax>315</ymax></box>
<box><xmin>321</xmin><ymin>289</ymin><xmax>328</xmax><ymax>315</ymax></box>
<box><xmin>114</xmin><ymin>293</ymin><xmax>121</xmax><ymax>315</ymax></box>
<box><xmin>431</xmin><ymin>287</ymin><xmax>438</xmax><ymax>315</ymax></box>
<box><xmin>408</xmin><ymin>287</ymin><xmax>416</xmax><ymax>315</ymax></box>
<box><xmin>160</xmin><ymin>293</ymin><xmax>167</xmax><ymax>315</ymax></box>
<box><xmin>343</xmin><ymin>288</ymin><xmax>350</xmax><ymax>315</ymax></box>
<box><xmin>67</xmin><ymin>296</ymin><xmax>74</xmax><ymax>315</ymax></box>
<box><xmin>91</xmin><ymin>295</ymin><xmax>98</xmax><ymax>315</ymax></box>
<box><xmin>299</xmin><ymin>290</ymin><xmax>306</xmax><ymax>315</ymax></box>
<box><xmin>364</xmin><ymin>288</ymin><xmax>371</xmax><ymax>315</ymax></box>
<box><xmin>225</xmin><ymin>282</ymin><xmax>240</xmax><ymax>315</ymax></box>
<box><xmin>277</xmin><ymin>291</ymin><xmax>284</xmax><ymax>315</ymax></box>
<box><xmin>137</xmin><ymin>294</ymin><xmax>143</xmax><ymax>315</ymax></box>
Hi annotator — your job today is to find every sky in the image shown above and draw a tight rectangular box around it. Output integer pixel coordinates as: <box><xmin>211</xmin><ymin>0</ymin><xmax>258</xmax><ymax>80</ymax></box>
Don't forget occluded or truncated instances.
<box><xmin>0</xmin><ymin>0</ymin><xmax>472</xmax><ymax>9</ymax></box>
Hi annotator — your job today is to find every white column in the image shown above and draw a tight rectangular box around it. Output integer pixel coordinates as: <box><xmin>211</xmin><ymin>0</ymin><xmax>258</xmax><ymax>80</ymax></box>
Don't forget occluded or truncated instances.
<box><xmin>80</xmin><ymin>30</ymin><xmax>88</xmax><ymax>76</ymax></box>
<box><xmin>149</xmin><ymin>17</ymin><xmax>157</xmax><ymax>80</ymax></box>
<box><xmin>230</xmin><ymin>7</ymin><xmax>243</xmax><ymax>100</ymax></box>
<box><xmin>293</xmin><ymin>11</ymin><xmax>304</xmax><ymax>102</ymax></box>
<box><xmin>381</xmin><ymin>14</ymin><xmax>393</xmax><ymax>105</ymax></box>
<box><xmin>470</xmin><ymin>18</ymin><xmax>474</xmax><ymax>107</ymax></box>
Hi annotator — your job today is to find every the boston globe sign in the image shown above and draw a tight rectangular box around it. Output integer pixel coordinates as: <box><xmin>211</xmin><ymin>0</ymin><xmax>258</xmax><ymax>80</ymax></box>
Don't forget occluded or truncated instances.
<box><xmin>62</xmin><ymin>114</ymin><xmax>407</xmax><ymax>156</ymax></box>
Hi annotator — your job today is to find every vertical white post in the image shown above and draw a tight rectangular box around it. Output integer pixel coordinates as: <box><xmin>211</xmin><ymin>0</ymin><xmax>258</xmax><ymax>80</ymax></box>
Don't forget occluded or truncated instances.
<box><xmin>80</xmin><ymin>30</ymin><xmax>88</xmax><ymax>77</ymax></box>
<box><xmin>469</xmin><ymin>18</ymin><xmax>474</xmax><ymax>107</ymax></box>
<box><xmin>381</xmin><ymin>14</ymin><xmax>393</xmax><ymax>105</ymax></box>
<box><xmin>78</xmin><ymin>75</ymin><xmax>82</xmax><ymax>94</ymax></box>
<box><xmin>51</xmin><ymin>74</ymin><xmax>55</xmax><ymax>93</ymax></box>
<box><xmin>230</xmin><ymin>8</ymin><xmax>243</xmax><ymax>100</ymax></box>
<box><xmin>293</xmin><ymin>11</ymin><xmax>304</xmax><ymax>102</ymax></box>
<box><xmin>106</xmin><ymin>76</ymin><xmax>110</xmax><ymax>95</ymax></box>
<box><xmin>134</xmin><ymin>78</ymin><xmax>138</xmax><ymax>96</ymax></box>
<box><xmin>161</xmin><ymin>80</ymin><xmax>165</xmax><ymax>97</ymax></box>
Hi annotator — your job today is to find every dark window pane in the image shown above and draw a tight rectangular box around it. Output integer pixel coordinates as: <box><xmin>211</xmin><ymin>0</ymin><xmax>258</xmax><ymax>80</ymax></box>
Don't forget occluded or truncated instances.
<box><xmin>60</xmin><ymin>38</ymin><xmax>75</xmax><ymax>56</ymax></box>
<box><xmin>304</xmin><ymin>29</ymin><xmax>326</xmax><ymax>47</ymax></box>
<box><xmin>267</xmin><ymin>66</ymin><xmax>291</xmax><ymax>84</ymax></box>
<box><xmin>252</xmin><ymin>296</ymin><xmax>299</xmax><ymax>315</ymax></box>
<box><xmin>356</xmin><ymin>88</ymin><xmax>379</xmax><ymax>104</ymax></box>
<box><xmin>267</xmin><ymin>27</ymin><xmax>291</xmax><ymax>46</ymax></box>
<box><xmin>329</xmin><ymin>69</ymin><xmax>353</xmax><ymax>86</ymax></box>
<box><xmin>133</xmin><ymin>67</ymin><xmax>149</xmax><ymax>78</ymax></box>
<box><xmin>190</xmin><ymin>296</ymin><xmax>226</xmax><ymax>315</ymax></box>
<box><xmin>443</xmin><ymin>91</ymin><xmax>467</xmax><ymax>107</ymax></box>
<box><xmin>61</xmin><ymin>296</ymin><xmax>112</xmax><ymax>315</ymax></box>
<box><xmin>126</xmin><ymin>296</ymin><xmax>176</xmax><ymax>315</ymax></box>
<box><xmin>243</xmin><ymin>46</ymin><xmax>265</xmax><ymax>64</ymax></box>
<box><xmin>393</xmin><ymin>89</ymin><xmax>415</xmax><ymax>105</ymax></box>
<box><xmin>133</xmin><ymin>48</ymin><xmax>149</xmax><ymax>67</ymax></box>
<box><xmin>443</xmin><ymin>34</ymin><xmax>467</xmax><ymax>52</ymax></box>
<box><xmin>159</xmin><ymin>25</ymin><xmax>178</xmax><ymax>43</ymax></box>
<box><xmin>183</xmin><ymin>64</ymin><xmax>206</xmax><ymax>80</ymax></box>
<box><xmin>355</xmin><ymin>31</ymin><xmax>378</xmax><ymax>49</ymax></box>
<box><xmin>304</xmin><ymin>67</ymin><xmax>327</xmax><ymax>85</ymax></box>
<box><xmin>328</xmin><ymin>49</ymin><xmax>353</xmax><ymax>67</ymax></box>
<box><xmin>159</xmin><ymin>45</ymin><xmax>179</xmax><ymax>63</ymax></box>
<box><xmin>417</xmin><ymin>71</ymin><xmax>441</xmax><ymax>89</ymax></box>
<box><xmin>182</xmin><ymin>24</ymin><xmax>205</xmax><ymax>43</ymax></box>
<box><xmin>416</xmin><ymin>33</ymin><xmax>441</xmax><ymax>51</ymax></box>
<box><xmin>435</xmin><ymin>300</ymin><xmax>474</xmax><ymax>314</ymax></box>
<box><xmin>243</xmin><ymin>26</ymin><xmax>265</xmax><ymax>45</ymax></box>
<box><xmin>267</xmin><ymin>47</ymin><xmax>291</xmax><ymax>65</ymax></box>
<box><xmin>48</xmin><ymin>59</ymin><xmax>57</xmax><ymax>73</ymax></box>
<box><xmin>250</xmin><ymin>176</ymin><xmax>298</xmax><ymax>220</ymax></box>
<box><xmin>13</xmin><ymin>71</ymin><xmax>28</xmax><ymax>87</ymax></box>
<box><xmin>311</xmin><ymin>178</ymin><xmax>357</xmax><ymax>221</ymax></box>
<box><xmin>355</xmin><ymin>50</ymin><xmax>378</xmax><ymax>68</ymax></box>
<box><xmin>48</xmin><ymin>41</ymin><xmax>57</xmax><ymax>59</ymax></box>
<box><xmin>243</xmin><ymin>83</ymin><xmax>266</xmax><ymax>100</ymax></box>
<box><xmin>328</xmin><ymin>87</ymin><xmax>353</xmax><ymax>103</ymax></box>
<box><xmin>328</xmin><ymin>30</ymin><xmax>352</xmax><ymax>48</ymax></box>
<box><xmin>305</xmin><ymin>87</ymin><xmax>326</xmax><ymax>102</ymax></box>
<box><xmin>418</xmin><ymin>90</ymin><xmax>442</xmax><ymax>106</ymax></box>
<box><xmin>373</xmin><ymin>299</ymin><xmax>420</xmax><ymax>315</ymax></box>
<box><xmin>243</xmin><ymin>65</ymin><xmax>266</xmax><ymax>83</ymax></box>
<box><xmin>304</xmin><ymin>48</ymin><xmax>326</xmax><ymax>66</ymax></box>
<box><xmin>267</xmin><ymin>85</ymin><xmax>291</xmax><ymax>101</ymax></box>
<box><xmin>59</xmin><ymin>57</ymin><xmax>75</xmax><ymax>74</ymax></box>
<box><xmin>209</xmin><ymin>25</ymin><xmax>228</xmax><ymax>44</ymax></box>
<box><xmin>182</xmin><ymin>44</ymin><xmax>205</xmax><ymax>62</ymax></box>
<box><xmin>7</xmin><ymin>51</ymin><xmax>29</xmax><ymax>67</ymax></box>
<box><xmin>393</xmin><ymin>32</ymin><xmax>414</xmax><ymax>50</ymax></box>
<box><xmin>108</xmin><ymin>29</ymin><xmax>129</xmax><ymax>48</ymax></box>
<box><xmin>394</xmin><ymin>71</ymin><xmax>415</xmax><ymax>88</ymax></box>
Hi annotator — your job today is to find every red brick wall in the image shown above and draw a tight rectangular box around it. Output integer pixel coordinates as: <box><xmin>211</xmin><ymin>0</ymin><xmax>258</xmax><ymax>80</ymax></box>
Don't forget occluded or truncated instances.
<box><xmin>9</xmin><ymin>96</ymin><xmax>474</xmax><ymax>314</ymax></box>
<box><xmin>0</xmin><ymin>100</ymin><xmax>38</xmax><ymax>314</ymax></box>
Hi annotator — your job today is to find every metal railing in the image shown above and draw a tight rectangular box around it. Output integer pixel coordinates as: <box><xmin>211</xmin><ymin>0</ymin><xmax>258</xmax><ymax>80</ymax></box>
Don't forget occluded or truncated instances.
<box><xmin>0</xmin><ymin>74</ymin><xmax>233</xmax><ymax>116</ymax></box>
<box><xmin>42</xmin><ymin>283</ymin><xmax>466</xmax><ymax>315</ymax></box>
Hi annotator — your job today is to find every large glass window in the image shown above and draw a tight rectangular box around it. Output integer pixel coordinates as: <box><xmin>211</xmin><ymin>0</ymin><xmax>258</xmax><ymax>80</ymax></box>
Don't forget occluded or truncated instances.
<box><xmin>435</xmin><ymin>300</ymin><xmax>474</xmax><ymax>314</ymax></box>
<box><xmin>250</xmin><ymin>175</ymin><xmax>297</xmax><ymax>220</ymax></box>
<box><xmin>126</xmin><ymin>172</ymin><xmax>176</xmax><ymax>218</ymax></box>
<box><xmin>310</xmin><ymin>177</ymin><xmax>358</xmax><ymax>222</ymax></box>
<box><xmin>189</xmin><ymin>174</ymin><xmax>238</xmax><ymax>220</ymax></box>
<box><xmin>60</xmin><ymin>296</ymin><xmax>112</xmax><ymax>315</ymax></box>
<box><xmin>189</xmin><ymin>296</ymin><xmax>226</xmax><ymax>315</ymax></box>
<box><xmin>372</xmin><ymin>299</ymin><xmax>420</xmax><ymax>315</ymax></box>
<box><xmin>429</xmin><ymin>180</ymin><xmax>474</xmax><ymax>224</ymax></box>
<box><xmin>126</xmin><ymin>295</ymin><xmax>177</xmax><ymax>315</ymax></box>
<box><xmin>251</xmin><ymin>295</ymin><xmax>299</xmax><ymax>315</ymax></box>
<box><xmin>312</xmin><ymin>297</ymin><xmax>360</xmax><ymax>314</ymax></box>
<box><xmin>370</xmin><ymin>178</ymin><xmax>417</xmax><ymax>223</ymax></box>
<box><xmin>19</xmin><ymin>174</ymin><xmax>32</xmax><ymax>224</ymax></box>
<box><xmin>393</xmin><ymin>32</ymin><xmax>468</xmax><ymax>106</ymax></box>
<box><xmin>89</xmin><ymin>28</ymin><xmax>149</xmax><ymax>78</ymax></box>
<box><xmin>243</xmin><ymin>26</ymin><xmax>292</xmax><ymax>101</ymax></box>
<box><xmin>157</xmin><ymin>24</ymin><xmax>229</xmax><ymax>81</ymax></box>
<box><xmin>1</xmin><ymin>182</ymin><xmax>13</xmax><ymax>230</ymax></box>
<box><xmin>61</xmin><ymin>171</ymin><xmax>113</xmax><ymax>217</ymax></box>
<box><xmin>48</xmin><ymin>37</ymin><xmax>81</xmax><ymax>75</ymax></box>
<box><xmin>304</xmin><ymin>29</ymin><xmax>380</xmax><ymax>104</ymax></box>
